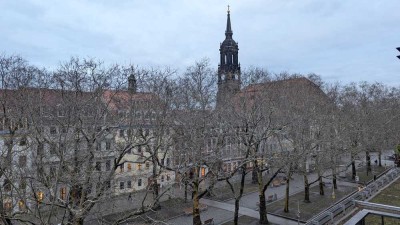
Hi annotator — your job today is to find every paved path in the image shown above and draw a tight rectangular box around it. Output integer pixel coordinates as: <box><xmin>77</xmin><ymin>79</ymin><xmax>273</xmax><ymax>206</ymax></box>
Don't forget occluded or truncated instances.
<box><xmin>200</xmin><ymin>198</ymin><xmax>302</xmax><ymax>225</ymax></box>
<box><xmin>167</xmin><ymin>171</ymin><xmax>360</xmax><ymax>225</ymax></box>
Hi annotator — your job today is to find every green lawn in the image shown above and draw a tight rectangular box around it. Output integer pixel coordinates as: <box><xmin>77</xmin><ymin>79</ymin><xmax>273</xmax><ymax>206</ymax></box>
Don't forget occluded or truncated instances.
<box><xmin>369</xmin><ymin>178</ymin><xmax>400</xmax><ymax>207</ymax></box>
<box><xmin>207</xmin><ymin>175</ymin><xmax>275</xmax><ymax>201</ymax></box>
<box><xmin>221</xmin><ymin>215</ymin><xmax>279</xmax><ymax>225</ymax></box>
<box><xmin>359</xmin><ymin>177</ymin><xmax>400</xmax><ymax>225</ymax></box>
<box><xmin>102</xmin><ymin>198</ymin><xmax>192</xmax><ymax>224</ymax></box>
<box><xmin>265</xmin><ymin>185</ymin><xmax>356</xmax><ymax>221</ymax></box>
<box><xmin>342</xmin><ymin>165</ymin><xmax>388</xmax><ymax>184</ymax></box>
<box><xmin>364</xmin><ymin>214</ymin><xmax>400</xmax><ymax>225</ymax></box>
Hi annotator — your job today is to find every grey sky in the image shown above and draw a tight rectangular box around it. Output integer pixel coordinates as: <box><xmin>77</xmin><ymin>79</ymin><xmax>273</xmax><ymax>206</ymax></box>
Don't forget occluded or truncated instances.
<box><xmin>1</xmin><ymin>0</ymin><xmax>400</xmax><ymax>85</ymax></box>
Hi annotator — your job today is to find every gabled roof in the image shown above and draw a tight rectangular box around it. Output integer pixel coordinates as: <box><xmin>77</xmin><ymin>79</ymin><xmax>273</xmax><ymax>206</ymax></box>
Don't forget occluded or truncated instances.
<box><xmin>232</xmin><ymin>77</ymin><xmax>330</xmax><ymax>114</ymax></box>
<box><xmin>102</xmin><ymin>90</ymin><xmax>157</xmax><ymax>111</ymax></box>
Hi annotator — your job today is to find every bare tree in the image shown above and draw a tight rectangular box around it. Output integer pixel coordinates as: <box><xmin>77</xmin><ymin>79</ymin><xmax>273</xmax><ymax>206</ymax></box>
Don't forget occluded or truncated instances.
<box><xmin>171</xmin><ymin>58</ymin><xmax>220</xmax><ymax>225</ymax></box>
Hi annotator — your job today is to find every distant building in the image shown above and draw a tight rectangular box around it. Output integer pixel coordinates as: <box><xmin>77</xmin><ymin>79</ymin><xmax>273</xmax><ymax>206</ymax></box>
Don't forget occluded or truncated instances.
<box><xmin>0</xmin><ymin>73</ymin><xmax>175</xmax><ymax>213</ymax></box>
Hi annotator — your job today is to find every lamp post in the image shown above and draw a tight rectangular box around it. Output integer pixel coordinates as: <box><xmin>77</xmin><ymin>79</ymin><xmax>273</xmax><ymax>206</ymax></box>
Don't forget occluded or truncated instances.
<box><xmin>297</xmin><ymin>200</ymin><xmax>301</xmax><ymax>225</ymax></box>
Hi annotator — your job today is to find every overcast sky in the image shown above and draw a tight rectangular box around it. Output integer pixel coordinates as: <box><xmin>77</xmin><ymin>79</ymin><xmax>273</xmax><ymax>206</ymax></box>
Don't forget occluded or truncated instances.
<box><xmin>1</xmin><ymin>0</ymin><xmax>400</xmax><ymax>85</ymax></box>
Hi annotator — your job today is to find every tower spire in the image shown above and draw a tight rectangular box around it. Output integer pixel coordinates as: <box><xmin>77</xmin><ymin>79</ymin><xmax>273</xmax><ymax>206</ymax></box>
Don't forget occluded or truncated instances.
<box><xmin>225</xmin><ymin>5</ymin><xmax>233</xmax><ymax>39</ymax></box>
<box><xmin>217</xmin><ymin>6</ymin><xmax>240</xmax><ymax>109</ymax></box>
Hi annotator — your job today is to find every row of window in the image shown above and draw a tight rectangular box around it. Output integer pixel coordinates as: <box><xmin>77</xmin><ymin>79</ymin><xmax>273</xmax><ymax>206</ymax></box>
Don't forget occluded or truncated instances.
<box><xmin>46</xmin><ymin>126</ymin><xmax>104</xmax><ymax>135</ymax></box>
<box><xmin>3</xmin><ymin>200</ymin><xmax>25</xmax><ymax>212</ymax></box>
<box><xmin>118</xmin><ymin>175</ymin><xmax>171</xmax><ymax>190</ymax></box>
<box><xmin>95</xmin><ymin>158</ymin><xmax>171</xmax><ymax>173</ymax></box>
<box><xmin>118</xmin><ymin>162</ymin><xmax>149</xmax><ymax>172</ymax></box>
<box><xmin>120</xmin><ymin>180</ymin><xmax>137</xmax><ymax>189</ymax></box>
<box><xmin>95</xmin><ymin>161</ymin><xmax>151</xmax><ymax>172</ymax></box>
<box><xmin>223</xmin><ymin>161</ymin><xmax>244</xmax><ymax>172</ymax></box>
<box><xmin>2</xmin><ymin>179</ymin><xmax>27</xmax><ymax>192</ymax></box>
<box><xmin>36</xmin><ymin>140</ymin><xmax>113</xmax><ymax>156</ymax></box>
<box><xmin>118</xmin><ymin>128</ymin><xmax>171</xmax><ymax>138</ymax></box>
<box><xmin>118</xmin><ymin>110</ymin><xmax>160</xmax><ymax>121</ymax></box>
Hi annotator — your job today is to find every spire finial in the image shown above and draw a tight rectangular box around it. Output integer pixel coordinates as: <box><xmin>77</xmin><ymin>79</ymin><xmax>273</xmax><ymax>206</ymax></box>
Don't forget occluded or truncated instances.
<box><xmin>227</xmin><ymin>5</ymin><xmax>230</xmax><ymax>13</ymax></box>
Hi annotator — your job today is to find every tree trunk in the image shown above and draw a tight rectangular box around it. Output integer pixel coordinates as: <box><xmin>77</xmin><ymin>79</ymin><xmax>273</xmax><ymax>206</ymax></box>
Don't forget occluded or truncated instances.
<box><xmin>258</xmin><ymin>191</ymin><xmax>268</xmax><ymax>224</ymax></box>
<box><xmin>284</xmin><ymin>178</ymin><xmax>290</xmax><ymax>212</ymax></box>
<box><xmin>0</xmin><ymin>217</ymin><xmax>12</xmax><ymax>225</ymax></box>
<box><xmin>333</xmin><ymin>174</ymin><xmax>337</xmax><ymax>190</ymax></box>
<box><xmin>257</xmin><ymin>167</ymin><xmax>269</xmax><ymax>225</ymax></box>
<box><xmin>366</xmin><ymin>151</ymin><xmax>371</xmax><ymax>174</ymax></box>
<box><xmin>351</xmin><ymin>160</ymin><xmax>356</xmax><ymax>180</ymax></box>
<box><xmin>304</xmin><ymin>175</ymin><xmax>310</xmax><ymax>203</ymax></box>
<box><xmin>252</xmin><ymin>168</ymin><xmax>258</xmax><ymax>184</ymax></box>
<box><xmin>233</xmin><ymin>167</ymin><xmax>247</xmax><ymax>225</ymax></box>
<box><xmin>70</xmin><ymin>217</ymin><xmax>84</xmax><ymax>225</ymax></box>
<box><xmin>184</xmin><ymin>180</ymin><xmax>188</xmax><ymax>203</ymax></box>
<box><xmin>233</xmin><ymin>199</ymin><xmax>240</xmax><ymax>225</ymax></box>
<box><xmin>319</xmin><ymin>176</ymin><xmax>324</xmax><ymax>195</ymax></box>
<box><xmin>152</xmin><ymin>157</ymin><xmax>161</xmax><ymax>210</ymax></box>
<box><xmin>192</xmin><ymin>184</ymin><xmax>202</xmax><ymax>225</ymax></box>
<box><xmin>152</xmin><ymin>178</ymin><xmax>161</xmax><ymax>210</ymax></box>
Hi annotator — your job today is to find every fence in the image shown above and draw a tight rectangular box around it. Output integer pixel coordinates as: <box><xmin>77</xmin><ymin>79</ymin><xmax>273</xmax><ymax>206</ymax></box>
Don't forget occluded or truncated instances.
<box><xmin>304</xmin><ymin>167</ymin><xmax>400</xmax><ymax>225</ymax></box>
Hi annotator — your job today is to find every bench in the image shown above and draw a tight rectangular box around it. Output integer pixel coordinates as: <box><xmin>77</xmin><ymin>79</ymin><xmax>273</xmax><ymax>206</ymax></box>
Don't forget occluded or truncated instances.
<box><xmin>203</xmin><ymin>218</ymin><xmax>214</xmax><ymax>225</ymax></box>
<box><xmin>183</xmin><ymin>204</ymin><xmax>208</xmax><ymax>216</ymax></box>
<box><xmin>183</xmin><ymin>207</ymin><xmax>192</xmax><ymax>216</ymax></box>
<box><xmin>272</xmin><ymin>179</ymin><xmax>281</xmax><ymax>187</ymax></box>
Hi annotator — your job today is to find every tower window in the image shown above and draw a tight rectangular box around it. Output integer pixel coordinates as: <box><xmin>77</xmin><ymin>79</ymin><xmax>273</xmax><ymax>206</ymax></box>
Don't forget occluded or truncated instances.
<box><xmin>96</xmin><ymin>142</ymin><xmax>101</xmax><ymax>151</ymax></box>
<box><xmin>95</xmin><ymin>162</ymin><xmax>101</xmax><ymax>171</ymax></box>
<box><xmin>106</xmin><ymin>140</ymin><xmax>111</xmax><ymax>150</ymax></box>
<box><xmin>50</xmin><ymin>143</ymin><xmax>57</xmax><ymax>155</ymax></box>
<box><xmin>106</xmin><ymin>160</ymin><xmax>111</xmax><ymax>171</ymax></box>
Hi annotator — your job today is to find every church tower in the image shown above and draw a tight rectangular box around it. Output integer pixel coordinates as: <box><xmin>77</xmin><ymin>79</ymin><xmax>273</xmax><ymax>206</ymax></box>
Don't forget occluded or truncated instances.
<box><xmin>216</xmin><ymin>6</ymin><xmax>241</xmax><ymax>108</ymax></box>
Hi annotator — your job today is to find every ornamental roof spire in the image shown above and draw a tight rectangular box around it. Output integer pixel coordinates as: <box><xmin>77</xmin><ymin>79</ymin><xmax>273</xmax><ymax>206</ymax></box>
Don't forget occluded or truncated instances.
<box><xmin>225</xmin><ymin>5</ymin><xmax>233</xmax><ymax>39</ymax></box>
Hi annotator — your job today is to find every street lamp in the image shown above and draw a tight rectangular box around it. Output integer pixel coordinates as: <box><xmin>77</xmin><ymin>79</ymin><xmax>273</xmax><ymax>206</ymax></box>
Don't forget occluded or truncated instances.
<box><xmin>397</xmin><ymin>47</ymin><xmax>400</xmax><ymax>60</ymax></box>
<box><xmin>297</xmin><ymin>200</ymin><xmax>301</xmax><ymax>225</ymax></box>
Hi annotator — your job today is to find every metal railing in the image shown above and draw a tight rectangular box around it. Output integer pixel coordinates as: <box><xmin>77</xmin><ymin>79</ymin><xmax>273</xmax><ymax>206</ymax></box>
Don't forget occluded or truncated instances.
<box><xmin>305</xmin><ymin>167</ymin><xmax>400</xmax><ymax>225</ymax></box>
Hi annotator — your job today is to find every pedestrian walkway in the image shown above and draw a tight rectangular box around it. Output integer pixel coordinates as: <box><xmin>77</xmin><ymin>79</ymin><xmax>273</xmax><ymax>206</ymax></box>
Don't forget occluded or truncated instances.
<box><xmin>200</xmin><ymin>198</ymin><xmax>303</xmax><ymax>225</ymax></box>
